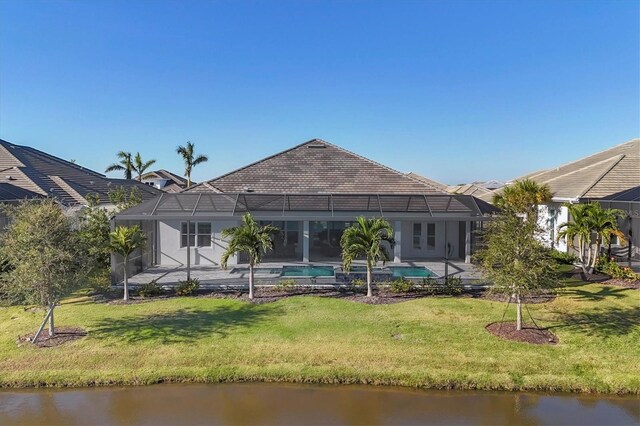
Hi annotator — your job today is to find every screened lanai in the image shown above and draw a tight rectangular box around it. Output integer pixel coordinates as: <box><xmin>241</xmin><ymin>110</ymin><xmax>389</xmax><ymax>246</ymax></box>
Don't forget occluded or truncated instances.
<box><xmin>112</xmin><ymin>192</ymin><xmax>496</xmax><ymax>284</ymax></box>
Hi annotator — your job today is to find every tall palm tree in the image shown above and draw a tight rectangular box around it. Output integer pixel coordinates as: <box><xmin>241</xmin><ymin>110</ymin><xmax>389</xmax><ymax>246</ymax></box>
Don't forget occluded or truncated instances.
<box><xmin>557</xmin><ymin>203</ymin><xmax>592</xmax><ymax>272</ymax></box>
<box><xmin>177</xmin><ymin>142</ymin><xmax>208</xmax><ymax>188</ymax></box>
<box><xmin>340</xmin><ymin>216</ymin><xmax>395</xmax><ymax>297</ymax></box>
<box><xmin>583</xmin><ymin>203</ymin><xmax>626</xmax><ymax>272</ymax></box>
<box><xmin>220</xmin><ymin>214</ymin><xmax>279</xmax><ymax>299</ymax></box>
<box><xmin>493</xmin><ymin>179</ymin><xmax>553</xmax><ymax>223</ymax></box>
<box><xmin>132</xmin><ymin>152</ymin><xmax>156</xmax><ymax>181</ymax></box>
<box><xmin>110</xmin><ymin>225</ymin><xmax>147</xmax><ymax>301</ymax></box>
<box><xmin>105</xmin><ymin>151</ymin><xmax>134</xmax><ymax>180</ymax></box>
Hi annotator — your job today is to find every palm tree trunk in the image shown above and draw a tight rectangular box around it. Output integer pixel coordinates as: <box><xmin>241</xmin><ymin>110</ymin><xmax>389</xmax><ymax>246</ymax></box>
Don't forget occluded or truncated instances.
<box><xmin>516</xmin><ymin>293</ymin><xmax>522</xmax><ymax>331</ymax></box>
<box><xmin>249</xmin><ymin>262</ymin><xmax>254</xmax><ymax>299</ymax></box>
<box><xmin>123</xmin><ymin>256</ymin><xmax>129</xmax><ymax>301</ymax></box>
<box><xmin>186</xmin><ymin>172</ymin><xmax>191</xmax><ymax>189</ymax></box>
<box><xmin>48</xmin><ymin>303</ymin><xmax>55</xmax><ymax>337</ymax></box>
<box><xmin>366</xmin><ymin>264</ymin><xmax>373</xmax><ymax>297</ymax></box>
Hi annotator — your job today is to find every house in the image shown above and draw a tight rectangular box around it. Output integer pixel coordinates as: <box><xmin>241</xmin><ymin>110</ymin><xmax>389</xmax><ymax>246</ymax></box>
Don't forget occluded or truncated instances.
<box><xmin>140</xmin><ymin>169</ymin><xmax>190</xmax><ymax>192</ymax></box>
<box><xmin>481</xmin><ymin>138</ymin><xmax>640</xmax><ymax>261</ymax></box>
<box><xmin>0</xmin><ymin>138</ymin><xmax>161</xmax><ymax>211</ymax></box>
<box><xmin>113</xmin><ymin>139</ymin><xmax>495</xmax><ymax>282</ymax></box>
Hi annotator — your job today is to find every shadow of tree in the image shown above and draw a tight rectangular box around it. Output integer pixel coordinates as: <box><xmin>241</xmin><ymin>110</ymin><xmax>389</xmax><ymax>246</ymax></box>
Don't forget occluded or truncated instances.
<box><xmin>561</xmin><ymin>283</ymin><xmax>631</xmax><ymax>302</ymax></box>
<box><xmin>549</xmin><ymin>306</ymin><xmax>640</xmax><ymax>337</ymax></box>
<box><xmin>91</xmin><ymin>304</ymin><xmax>283</xmax><ymax>344</ymax></box>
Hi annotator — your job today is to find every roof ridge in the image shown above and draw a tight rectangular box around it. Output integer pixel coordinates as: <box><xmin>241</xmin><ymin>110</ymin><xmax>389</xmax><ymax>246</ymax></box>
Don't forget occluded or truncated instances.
<box><xmin>190</xmin><ymin>139</ymin><xmax>320</xmax><ymax>191</ymax></box>
<box><xmin>0</xmin><ymin>141</ymin><xmax>26</xmax><ymax>168</ymax></box>
<box><xmin>544</xmin><ymin>138</ymin><xmax>639</xmax><ymax>172</ymax></box>
<box><xmin>577</xmin><ymin>153</ymin><xmax>627</xmax><ymax>198</ymax></box>
<box><xmin>537</xmin><ymin>155</ymin><xmax>623</xmax><ymax>187</ymax></box>
<box><xmin>49</xmin><ymin>175</ymin><xmax>88</xmax><ymax>205</ymax></box>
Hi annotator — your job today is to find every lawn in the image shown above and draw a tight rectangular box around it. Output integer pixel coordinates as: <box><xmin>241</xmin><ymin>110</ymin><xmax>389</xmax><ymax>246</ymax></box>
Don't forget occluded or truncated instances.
<box><xmin>0</xmin><ymin>280</ymin><xmax>638</xmax><ymax>394</ymax></box>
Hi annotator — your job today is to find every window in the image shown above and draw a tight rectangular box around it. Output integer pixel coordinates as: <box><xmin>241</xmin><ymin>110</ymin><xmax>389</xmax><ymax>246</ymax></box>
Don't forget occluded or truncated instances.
<box><xmin>413</xmin><ymin>223</ymin><xmax>421</xmax><ymax>249</ymax></box>
<box><xmin>426</xmin><ymin>223</ymin><xmax>436</xmax><ymax>249</ymax></box>
<box><xmin>181</xmin><ymin>222</ymin><xmax>212</xmax><ymax>248</ymax></box>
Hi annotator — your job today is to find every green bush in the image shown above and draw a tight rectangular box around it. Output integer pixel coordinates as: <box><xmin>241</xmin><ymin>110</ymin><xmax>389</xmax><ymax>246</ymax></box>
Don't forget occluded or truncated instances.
<box><xmin>389</xmin><ymin>277</ymin><xmax>413</xmax><ymax>293</ymax></box>
<box><xmin>176</xmin><ymin>278</ymin><xmax>200</xmax><ymax>296</ymax></box>
<box><xmin>138</xmin><ymin>281</ymin><xmax>164</xmax><ymax>297</ymax></box>
<box><xmin>444</xmin><ymin>276</ymin><xmax>463</xmax><ymax>295</ymax></box>
<box><xmin>350</xmin><ymin>278</ymin><xmax>365</xmax><ymax>288</ymax></box>
<box><xmin>597</xmin><ymin>256</ymin><xmax>639</xmax><ymax>281</ymax></box>
<box><xmin>87</xmin><ymin>267</ymin><xmax>112</xmax><ymax>294</ymax></box>
<box><xmin>548</xmin><ymin>249</ymin><xmax>579</xmax><ymax>265</ymax></box>
<box><xmin>275</xmin><ymin>279</ymin><xmax>296</xmax><ymax>291</ymax></box>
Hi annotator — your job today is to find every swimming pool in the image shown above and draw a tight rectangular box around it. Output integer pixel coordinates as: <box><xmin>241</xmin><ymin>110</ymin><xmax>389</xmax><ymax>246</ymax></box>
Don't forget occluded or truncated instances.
<box><xmin>280</xmin><ymin>265</ymin><xmax>335</xmax><ymax>277</ymax></box>
<box><xmin>387</xmin><ymin>266</ymin><xmax>435</xmax><ymax>278</ymax></box>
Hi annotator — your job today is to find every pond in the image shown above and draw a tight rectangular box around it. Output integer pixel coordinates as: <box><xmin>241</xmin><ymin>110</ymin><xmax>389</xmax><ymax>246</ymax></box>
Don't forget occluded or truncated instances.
<box><xmin>1</xmin><ymin>383</ymin><xmax>638</xmax><ymax>425</ymax></box>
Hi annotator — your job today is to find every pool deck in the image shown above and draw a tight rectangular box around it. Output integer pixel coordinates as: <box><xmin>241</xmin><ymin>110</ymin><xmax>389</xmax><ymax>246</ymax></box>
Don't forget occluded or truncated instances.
<box><xmin>122</xmin><ymin>260</ymin><xmax>486</xmax><ymax>288</ymax></box>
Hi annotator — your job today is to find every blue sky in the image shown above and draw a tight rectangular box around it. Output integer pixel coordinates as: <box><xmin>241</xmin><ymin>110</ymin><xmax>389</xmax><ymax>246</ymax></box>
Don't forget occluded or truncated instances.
<box><xmin>1</xmin><ymin>0</ymin><xmax>638</xmax><ymax>185</ymax></box>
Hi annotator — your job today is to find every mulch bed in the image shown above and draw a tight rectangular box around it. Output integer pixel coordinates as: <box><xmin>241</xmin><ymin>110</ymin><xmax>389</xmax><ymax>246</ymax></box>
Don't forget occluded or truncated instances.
<box><xmin>602</xmin><ymin>278</ymin><xmax>640</xmax><ymax>290</ymax></box>
<box><xmin>17</xmin><ymin>327</ymin><xmax>87</xmax><ymax>348</ymax></box>
<box><xmin>486</xmin><ymin>322</ymin><xmax>558</xmax><ymax>345</ymax></box>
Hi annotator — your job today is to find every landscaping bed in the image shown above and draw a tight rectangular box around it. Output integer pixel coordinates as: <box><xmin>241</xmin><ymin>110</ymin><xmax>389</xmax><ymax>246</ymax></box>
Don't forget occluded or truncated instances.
<box><xmin>17</xmin><ymin>327</ymin><xmax>87</xmax><ymax>348</ymax></box>
<box><xmin>486</xmin><ymin>322</ymin><xmax>558</xmax><ymax>345</ymax></box>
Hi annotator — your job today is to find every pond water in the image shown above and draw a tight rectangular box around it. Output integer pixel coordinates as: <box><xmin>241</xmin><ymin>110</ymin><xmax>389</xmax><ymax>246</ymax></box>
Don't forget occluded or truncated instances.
<box><xmin>1</xmin><ymin>383</ymin><xmax>638</xmax><ymax>425</ymax></box>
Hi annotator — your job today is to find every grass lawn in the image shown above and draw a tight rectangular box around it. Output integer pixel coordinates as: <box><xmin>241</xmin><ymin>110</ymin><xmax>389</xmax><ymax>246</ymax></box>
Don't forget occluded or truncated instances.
<box><xmin>0</xmin><ymin>280</ymin><xmax>638</xmax><ymax>393</ymax></box>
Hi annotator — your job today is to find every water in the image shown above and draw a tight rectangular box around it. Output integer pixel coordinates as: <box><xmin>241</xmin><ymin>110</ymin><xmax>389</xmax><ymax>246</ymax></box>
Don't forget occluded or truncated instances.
<box><xmin>230</xmin><ymin>267</ymin><xmax>283</xmax><ymax>275</ymax></box>
<box><xmin>280</xmin><ymin>265</ymin><xmax>335</xmax><ymax>277</ymax></box>
<box><xmin>387</xmin><ymin>266</ymin><xmax>435</xmax><ymax>278</ymax></box>
<box><xmin>0</xmin><ymin>383</ymin><xmax>637</xmax><ymax>426</ymax></box>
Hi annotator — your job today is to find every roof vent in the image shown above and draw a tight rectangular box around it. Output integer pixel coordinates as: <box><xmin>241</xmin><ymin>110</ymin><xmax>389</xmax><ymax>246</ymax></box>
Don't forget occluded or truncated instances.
<box><xmin>5</xmin><ymin>176</ymin><xmax>14</xmax><ymax>181</ymax></box>
<box><xmin>307</xmin><ymin>143</ymin><xmax>326</xmax><ymax>149</ymax></box>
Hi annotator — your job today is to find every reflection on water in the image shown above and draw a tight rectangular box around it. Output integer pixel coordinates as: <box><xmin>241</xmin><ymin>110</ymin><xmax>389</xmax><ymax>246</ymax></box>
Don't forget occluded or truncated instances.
<box><xmin>0</xmin><ymin>383</ymin><xmax>638</xmax><ymax>426</ymax></box>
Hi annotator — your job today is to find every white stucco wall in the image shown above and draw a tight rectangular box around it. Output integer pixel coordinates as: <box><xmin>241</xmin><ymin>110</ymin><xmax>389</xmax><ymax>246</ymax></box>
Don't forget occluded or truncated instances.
<box><xmin>158</xmin><ymin>219</ymin><xmax>240</xmax><ymax>266</ymax></box>
<box><xmin>537</xmin><ymin>203</ymin><xmax>568</xmax><ymax>252</ymax></box>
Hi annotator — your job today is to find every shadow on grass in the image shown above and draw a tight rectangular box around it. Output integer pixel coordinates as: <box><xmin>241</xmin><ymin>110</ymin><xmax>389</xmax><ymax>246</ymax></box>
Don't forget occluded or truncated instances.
<box><xmin>561</xmin><ymin>282</ymin><xmax>631</xmax><ymax>302</ymax></box>
<box><xmin>91</xmin><ymin>304</ymin><xmax>283</xmax><ymax>344</ymax></box>
<box><xmin>549</xmin><ymin>306</ymin><xmax>640</xmax><ymax>337</ymax></box>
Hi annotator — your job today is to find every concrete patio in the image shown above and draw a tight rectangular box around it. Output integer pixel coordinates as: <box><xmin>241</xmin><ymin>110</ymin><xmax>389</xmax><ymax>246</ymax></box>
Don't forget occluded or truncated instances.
<box><xmin>121</xmin><ymin>260</ymin><xmax>486</xmax><ymax>288</ymax></box>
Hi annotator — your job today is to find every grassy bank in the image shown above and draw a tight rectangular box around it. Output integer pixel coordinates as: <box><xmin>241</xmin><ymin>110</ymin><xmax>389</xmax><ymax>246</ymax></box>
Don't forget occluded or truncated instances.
<box><xmin>0</xmin><ymin>280</ymin><xmax>638</xmax><ymax>393</ymax></box>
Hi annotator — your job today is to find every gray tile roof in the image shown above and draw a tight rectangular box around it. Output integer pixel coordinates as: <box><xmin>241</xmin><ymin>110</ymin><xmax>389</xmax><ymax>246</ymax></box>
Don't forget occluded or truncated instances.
<box><xmin>0</xmin><ymin>139</ymin><xmax>161</xmax><ymax>205</ymax></box>
<box><xmin>447</xmin><ymin>183</ymin><xmax>491</xmax><ymax>197</ymax></box>
<box><xmin>0</xmin><ymin>183</ymin><xmax>43</xmax><ymax>202</ymax></box>
<box><xmin>189</xmin><ymin>139</ymin><xmax>449</xmax><ymax>194</ymax></box>
<box><xmin>480</xmin><ymin>138</ymin><xmax>640</xmax><ymax>203</ymax></box>
<box><xmin>142</xmin><ymin>169</ymin><xmax>189</xmax><ymax>186</ymax></box>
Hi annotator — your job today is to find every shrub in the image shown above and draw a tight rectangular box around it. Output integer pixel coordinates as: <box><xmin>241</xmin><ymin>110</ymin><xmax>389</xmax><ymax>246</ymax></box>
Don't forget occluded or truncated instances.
<box><xmin>444</xmin><ymin>276</ymin><xmax>463</xmax><ymax>295</ymax></box>
<box><xmin>275</xmin><ymin>279</ymin><xmax>296</xmax><ymax>292</ymax></box>
<box><xmin>87</xmin><ymin>268</ymin><xmax>112</xmax><ymax>294</ymax></box>
<box><xmin>597</xmin><ymin>256</ymin><xmax>640</xmax><ymax>281</ymax></box>
<box><xmin>176</xmin><ymin>278</ymin><xmax>200</xmax><ymax>296</ymax></box>
<box><xmin>389</xmin><ymin>277</ymin><xmax>413</xmax><ymax>293</ymax></box>
<box><xmin>548</xmin><ymin>249</ymin><xmax>579</xmax><ymax>265</ymax></box>
<box><xmin>137</xmin><ymin>280</ymin><xmax>164</xmax><ymax>297</ymax></box>
<box><xmin>351</xmin><ymin>278</ymin><xmax>365</xmax><ymax>288</ymax></box>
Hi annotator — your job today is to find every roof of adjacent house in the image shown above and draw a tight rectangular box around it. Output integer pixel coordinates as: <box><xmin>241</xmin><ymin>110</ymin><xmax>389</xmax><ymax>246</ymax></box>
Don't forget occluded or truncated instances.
<box><xmin>480</xmin><ymin>138</ymin><xmax>640</xmax><ymax>203</ymax></box>
<box><xmin>405</xmin><ymin>172</ymin><xmax>448</xmax><ymax>192</ymax></box>
<box><xmin>141</xmin><ymin>169</ymin><xmax>190</xmax><ymax>193</ymax></box>
<box><xmin>0</xmin><ymin>139</ymin><xmax>161</xmax><ymax>205</ymax></box>
<box><xmin>447</xmin><ymin>183</ymin><xmax>491</xmax><ymax>197</ymax></box>
<box><xmin>188</xmin><ymin>139</ymin><xmax>448</xmax><ymax>194</ymax></box>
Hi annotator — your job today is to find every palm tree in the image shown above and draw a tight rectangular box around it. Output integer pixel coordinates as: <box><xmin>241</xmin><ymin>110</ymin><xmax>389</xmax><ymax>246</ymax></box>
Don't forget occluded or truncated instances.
<box><xmin>220</xmin><ymin>214</ymin><xmax>279</xmax><ymax>299</ymax></box>
<box><xmin>583</xmin><ymin>203</ymin><xmax>626</xmax><ymax>273</ymax></box>
<box><xmin>110</xmin><ymin>225</ymin><xmax>147</xmax><ymax>301</ymax></box>
<box><xmin>493</xmin><ymin>179</ymin><xmax>553</xmax><ymax>223</ymax></box>
<box><xmin>132</xmin><ymin>152</ymin><xmax>156</xmax><ymax>181</ymax></box>
<box><xmin>105</xmin><ymin>151</ymin><xmax>134</xmax><ymax>179</ymax></box>
<box><xmin>177</xmin><ymin>142</ymin><xmax>208</xmax><ymax>188</ymax></box>
<box><xmin>557</xmin><ymin>203</ymin><xmax>592</xmax><ymax>272</ymax></box>
<box><xmin>340</xmin><ymin>216</ymin><xmax>395</xmax><ymax>297</ymax></box>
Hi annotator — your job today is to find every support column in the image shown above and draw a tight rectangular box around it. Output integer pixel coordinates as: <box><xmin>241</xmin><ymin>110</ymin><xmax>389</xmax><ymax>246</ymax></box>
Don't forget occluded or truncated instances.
<box><xmin>465</xmin><ymin>220</ymin><xmax>471</xmax><ymax>263</ymax></box>
<box><xmin>394</xmin><ymin>220</ymin><xmax>402</xmax><ymax>263</ymax></box>
<box><xmin>110</xmin><ymin>219</ymin><xmax>116</xmax><ymax>285</ymax></box>
<box><xmin>303</xmin><ymin>220</ymin><xmax>310</xmax><ymax>263</ymax></box>
<box><xmin>444</xmin><ymin>221</ymin><xmax>449</xmax><ymax>280</ymax></box>
<box><xmin>186</xmin><ymin>220</ymin><xmax>191</xmax><ymax>281</ymax></box>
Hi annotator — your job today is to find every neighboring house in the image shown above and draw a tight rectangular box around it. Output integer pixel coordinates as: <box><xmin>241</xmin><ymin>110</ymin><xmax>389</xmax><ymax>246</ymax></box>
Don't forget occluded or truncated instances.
<box><xmin>0</xmin><ymin>139</ymin><xmax>161</xmax><ymax>215</ymax></box>
<box><xmin>481</xmin><ymin>138</ymin><xmax>640</xmax><ymax>260</ymax></box>
<box><xmin>447</xmin><ymin>183</ymin><xmax>491</xmax><ymax>198</ymax></box>
<box><xmin>114</xmin><ymin>139</ymin><xmax>495</xmax><ymax>282</ymax></box>
<box><xmin>140</xmin><ymin>169</ymin><xmax>190</xmax><ymax>192</ymax></box>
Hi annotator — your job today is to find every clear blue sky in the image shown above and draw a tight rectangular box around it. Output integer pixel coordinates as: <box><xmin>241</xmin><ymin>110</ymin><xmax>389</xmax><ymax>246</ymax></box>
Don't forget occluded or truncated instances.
<box><xmin>1</xmin><ymin>0</ymin><xmax>638</xmax><ymax>185</ymax></box>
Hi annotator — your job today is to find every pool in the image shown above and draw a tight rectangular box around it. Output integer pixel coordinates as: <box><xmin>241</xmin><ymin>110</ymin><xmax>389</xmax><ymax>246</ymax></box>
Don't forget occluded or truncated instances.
<box><xmin>280</xmin><ymin>265</ymin><xmax>335</xmax><ymax>277</ymax></box>
<box><xmin>387</xmin><ymin>266</ymin><xmax>435</xmax><ymax>278</ymax></box>
<box><xmin>230</xmin><ymin>267</ymin><xmax>283</xmax><ymax>275</ymax></box>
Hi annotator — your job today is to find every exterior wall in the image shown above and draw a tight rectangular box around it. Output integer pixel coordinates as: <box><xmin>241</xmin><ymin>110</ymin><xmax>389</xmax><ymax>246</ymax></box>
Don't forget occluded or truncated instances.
<box><xmin>400</xmin><ymin>220</ymin><xmax>462</xmax><ymax>260</ymax></box>
<box><xmin>158</xmin><ymin>219</ymin><xmax>240</xmax><ymax>266</ymax></box>
<box><xmin>537</xmin><ymin>203</ymin><xmax>568</xmax><ymax>252</ymax></box>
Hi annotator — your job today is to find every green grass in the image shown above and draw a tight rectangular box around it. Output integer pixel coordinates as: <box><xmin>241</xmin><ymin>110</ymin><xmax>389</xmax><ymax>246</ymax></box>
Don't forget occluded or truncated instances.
<box><xmin>0</xmin><ymin>281</ymin><xmax>638</xmax><ymax>394</ymax></box>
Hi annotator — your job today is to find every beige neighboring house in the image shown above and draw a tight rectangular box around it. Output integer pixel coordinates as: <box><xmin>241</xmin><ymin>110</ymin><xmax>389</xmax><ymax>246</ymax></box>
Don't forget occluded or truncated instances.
<box><xmin>447</xmin><ymin>183</ymin><xmax>491</xmax><ymax>197</ymax></box>
<box><xmin>140</xmin><ymin>169</ymin><xmax>190</xmax><ymax>193</ymax></box>
<box><xmin>481</xmin><ymin>138</ymin><xmax>640</xmax><ymax>261</ymax></box>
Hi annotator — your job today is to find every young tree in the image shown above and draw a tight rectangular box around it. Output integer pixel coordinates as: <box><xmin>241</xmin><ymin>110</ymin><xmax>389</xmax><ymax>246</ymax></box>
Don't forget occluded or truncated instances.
<box><xmin>220</xmin><ymin>214</ymin><xmax>279</xmax><ymax>299</ymax></box>
<box><xmin>110</xmin><ymin>225</ymin><xmax>147</xmax><ymax>301</ymax></box>
<box><xmin>177</xmin><ymin>141</ymin><xmax>208</xmax><ymax>188</ymax></box>
<box><xmin>108</xmin><ymin>186</ymin><xmax>143</xmax><ymax>211</ymax></box>
<box><xmin>132</xmin><ymin>152</ymin><xmax>156</xmax><ymax>181</ymax></box>
<box><xmin>340</xmin><ymin>216</ymin><xmax>395</xmax><ymax>298</ymax></box>
<box><xmin>476</xmin><ymin>212</ymin><xmax>557</xmax><ymax>331</ymax></box>
<box><xmin>492</xmin><ymin>179</ymin><xmax>553</xmax><ymax>223</ymax></box>
<box><xmin>0</xmin><ymin>199</ymin><xmax>85</xmax><ymax>337</ymax></box>
<box><xmin>105</xmin><ymin>151</ymin><xmax>134</xmax><ymax>179</ymax></box>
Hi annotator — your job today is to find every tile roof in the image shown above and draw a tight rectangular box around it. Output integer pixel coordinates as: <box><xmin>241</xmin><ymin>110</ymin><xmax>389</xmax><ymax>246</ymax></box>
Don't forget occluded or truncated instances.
<box><xmin>188</xmin><ymin>139</ymin><xmax>449</xmax><ymax>194</ymax></box>
<box><xmin>0</xmin><ymin>183</ymin><xmax>43</xmax><ymax>202</ymax></box>
<box><xmin>0</xmin><ymin>139</ymin><xmax>161</xmax><ymax>205</ymax></box>
<box><xmin>447</xmin><ymin>183</ymin><xmax>491</xmax><ymax>197</ymax></box>
<box><xmin>142</xmin><ymin>169</ymin><xmax>189</xmax><ymax>186</ymax></box>
<box><xmin>480</xmin><ymin>138</ymin><xmax>640</xmax><ymax>203</ymax></box>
